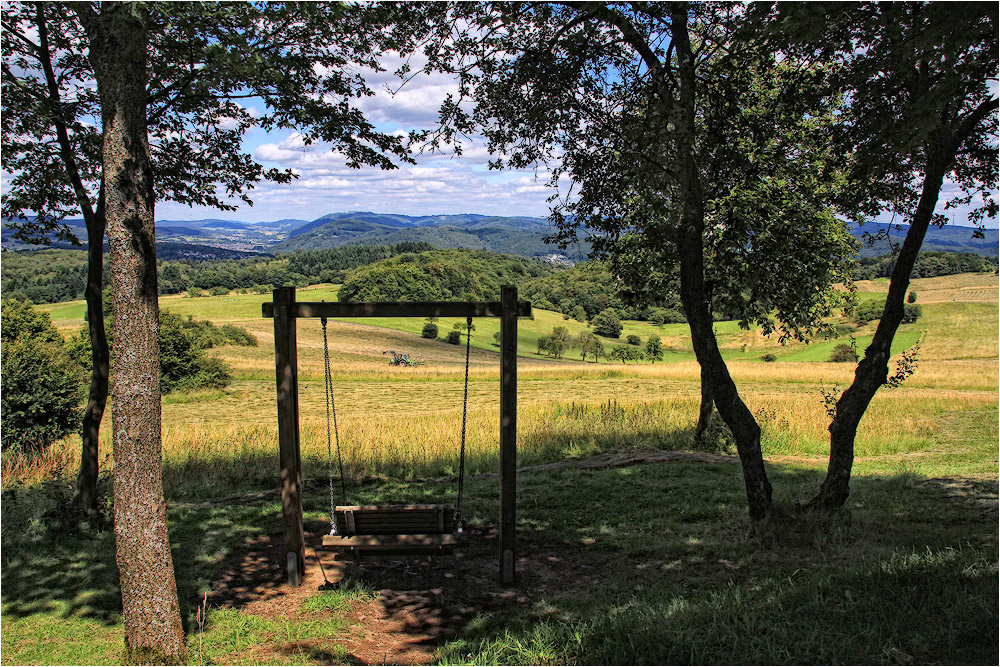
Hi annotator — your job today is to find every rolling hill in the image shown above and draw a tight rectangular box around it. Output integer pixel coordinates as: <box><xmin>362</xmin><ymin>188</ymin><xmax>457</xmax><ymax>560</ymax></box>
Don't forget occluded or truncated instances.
<box><xmin>272</xmin><ymin>211</ymin><xmax>591</xmax><ymax>261</ymax></box>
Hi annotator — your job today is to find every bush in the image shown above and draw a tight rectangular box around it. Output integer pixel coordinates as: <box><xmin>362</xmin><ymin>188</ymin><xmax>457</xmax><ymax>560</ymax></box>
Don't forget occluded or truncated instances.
<box><xmin>445</xmin><ymin>330</ymin><xmax>462</xmax><ymax>345</ymax></box>
<box><xmin>208</xmin><ymin>286</ymin><xmax>229</xmax><ymax>296</ymax></box>
<box><xmin>592</xmin><ymin>309</ymin><xmax>623</xmax><ymax>338</ymax></box>
<box><xmin>901</xmin><ymin>303</ymin><xmax>922</xmax><ymax>324</ymax></box>
<box><xmin>650</xmin><ymin>308</ymin><xmax>686</xmax><ymax>325</ymax></box>
<box><xmin>1</xmin><ymin>299</ymin><xmax>84</xmax><ymax>452</ymax></box>
<box><xmin>853</xmin><ymin>300</ymin><xmax>882</xmax><ymax>325</ymax></box>
<box><xmin>907</xmin><ymin>291</ymin><xmax>918</xmax><ymax>303</ymax></box>
<box><xmin>421</xmin><ymin>323</ymin><xmax>438</xmax><ymax>339</ymax></box>
<box><xmin>760</xmin><ymin>353</ymin><xmax>777</xmax><ymax>362</ymax></box>
<box><xmin>220</xmin><ymin>324</ymin><xmax>258</xmax><ymax>347</ymax></box>
<box><xmin>829</xmin><ymin>343</ymin><xmax>858</xmax><ymax>363</ymax></box>
<box><xmin>159</xmin><ymin>312</ymin><xmax>232</xmax><ymax>393</ymax></box>
<box><xmin>626</xmin><ymin>334</ymin><xmax>641</xmax><ymax>346</ymax></box>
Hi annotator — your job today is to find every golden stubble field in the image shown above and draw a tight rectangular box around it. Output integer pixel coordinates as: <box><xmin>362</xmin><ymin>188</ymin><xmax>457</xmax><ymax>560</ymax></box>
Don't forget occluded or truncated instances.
<box><xmin>18</xmin><ymin>271</ymin><xmax>997</xmax><ymax>490</ymax></box>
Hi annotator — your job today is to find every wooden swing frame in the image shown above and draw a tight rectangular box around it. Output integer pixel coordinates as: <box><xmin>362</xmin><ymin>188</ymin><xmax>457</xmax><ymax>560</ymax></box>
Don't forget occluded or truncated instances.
<box><xmin>264</xmin><ymin>285</ymin><xmax>529</xmax><ymax>586</ymax></box>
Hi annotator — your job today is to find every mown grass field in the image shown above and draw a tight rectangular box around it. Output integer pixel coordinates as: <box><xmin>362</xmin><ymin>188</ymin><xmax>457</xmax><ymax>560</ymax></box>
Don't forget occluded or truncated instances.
<box><xmin>2</xmin><ymin>271</ymin><xmax>997</xmax><ymax>665</ymax></box>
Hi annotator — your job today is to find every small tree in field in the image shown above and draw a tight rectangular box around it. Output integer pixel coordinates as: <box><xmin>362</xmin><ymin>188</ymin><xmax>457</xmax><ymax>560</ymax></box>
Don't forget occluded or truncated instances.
<box><xmin>578</xmin><ymin>332</ymin><xmax>605</xmax><ymax>362</ymax></box>
<box><xmin>646</xmin><ymin>335</ymin><xmax>664</xmax><ymax>364</ymax></box>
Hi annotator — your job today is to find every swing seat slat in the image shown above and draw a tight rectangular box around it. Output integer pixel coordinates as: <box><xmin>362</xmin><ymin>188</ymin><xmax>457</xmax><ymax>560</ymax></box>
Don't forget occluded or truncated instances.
<box><xmin>322</xmin><ymin>504</ymin><xmax>465</xmax><ymax>555</ymax></box>
<box><xmin>321</xmin><ymin>533</ymin><xmax>466</xmax><ymax>552</ymax></box>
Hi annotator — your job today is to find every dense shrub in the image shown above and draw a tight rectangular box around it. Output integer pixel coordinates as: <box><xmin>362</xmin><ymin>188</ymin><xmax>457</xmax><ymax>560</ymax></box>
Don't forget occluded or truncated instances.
<box><xmin>829</xmin><ymin>343</ymin><xmax>859</xmax><ymax>363</ymax></box>
<box><xmin>626</xmin><ymin>334</ymin><xmax>641</xmax><ymax>346</ymax></box>
<box><xmin>421</xmin><ymin>323</ymin><xmax>439</xmax><ymax>339</ymax></box>
<box><xmin>907</xmin><ymin>291</ymin><xmax>918</xmax><ymax>303</ymax></box>
<box><xmin>592</xmin><ymin>309</ymin><xmax>623</xmax><ymax>338</ymax></box>
<box><xmin>338</xmin><ymin>249</ymin><xmax>549</xmax><ymax>303</ymax></box>
<box><xmin>853</xmin><ymin>300</ymin><xmax>883</xmax><ymax>325</ymax></box>
<box><xmin>220</xmin><ymin>324</ymin><xmax>258</xmax><ymax>347</ymax></box>
<box><xmin>760</xmin><ymin>353</ymin><xmax>777</xmax><ymax>362</ymax></box>
<box><xmin>649</xmin><ymin>307</ymin><xmax>686</xmax><ymax>325</ymax></box>
<box><xmin>445</xmin><ymin>330</ymin><xmax>462</xmax><ymax>345</ymax></box>
<box><xmin>1</xmin><ymin>299</ymin><xmax>84</xmax><ymax>452</ymax></box>
<box><xmin>208</xmin><ymin>286</ymin><xmax>229</xmax><ymax>296</ymax></box>
<box><xmin>901</xmin><ymin>303</ymin><xmax>923</xmax><ymax>323</ymax></box>
<box><xmin>159</xmin><ymin>312</ymin><xmax>231</xmax><ymax>393</ymax></box>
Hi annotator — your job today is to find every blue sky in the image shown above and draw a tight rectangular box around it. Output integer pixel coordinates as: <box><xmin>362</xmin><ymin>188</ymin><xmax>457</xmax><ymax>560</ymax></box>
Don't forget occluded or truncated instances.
<box><xmin>157</xmin><ymin>53</ymin><xmax>557</xmax><ymax>223</ymax></box>
<box><xmin>153</xmin><ymin>49</ymin><xmax>998</xmax><ymax>229</ymax></box>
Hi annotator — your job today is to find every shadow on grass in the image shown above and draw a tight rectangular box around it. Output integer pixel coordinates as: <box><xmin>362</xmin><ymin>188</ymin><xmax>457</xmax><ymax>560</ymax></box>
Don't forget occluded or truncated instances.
<box><xmin>2</xmin><ymin>444</ymin><xmax>996</xmax><ymax>665</ymax></box>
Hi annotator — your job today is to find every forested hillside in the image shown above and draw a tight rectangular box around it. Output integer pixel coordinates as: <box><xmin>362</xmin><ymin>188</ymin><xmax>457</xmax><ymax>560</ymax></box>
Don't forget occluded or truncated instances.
<box><xmin>273</xmin><ymin>212</ymin><xmax>591</xmax><ymax>261</ymax></box>
<box><xmin>4</xmin><ymin>244</ymin><xmax>995</xmax><ymax>307</ymax></box>
<box><xmin>1</xmin><ymin>244</ymin><xmax>434</xmax><ymax>303</ymax></box>
<box><xmin>337</xmin><ymin>248</ymin><xmax>552</xmax><ymax>301</ymax></box>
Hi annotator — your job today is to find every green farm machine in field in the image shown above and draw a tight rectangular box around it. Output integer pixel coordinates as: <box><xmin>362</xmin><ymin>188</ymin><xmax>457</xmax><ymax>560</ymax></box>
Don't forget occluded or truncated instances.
<box><xmin>383</xmin><ymin>350</ymin><xmax>425</xmax><ymax>366</ymax></box>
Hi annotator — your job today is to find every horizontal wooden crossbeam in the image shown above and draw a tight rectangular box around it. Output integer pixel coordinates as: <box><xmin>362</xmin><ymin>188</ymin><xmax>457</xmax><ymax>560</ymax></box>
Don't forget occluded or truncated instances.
<box><xmin>263</xmin><ymin>300</ymin><xmax>531</xmax><ymax>319</ymax></box>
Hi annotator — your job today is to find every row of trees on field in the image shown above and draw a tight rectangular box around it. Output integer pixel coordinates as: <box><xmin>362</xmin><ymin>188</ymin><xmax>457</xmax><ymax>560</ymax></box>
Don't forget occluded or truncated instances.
<box><xmin>537</xmin><ymin>326</ymin><xmax>665</xmax><ymax>364</ymax></box>
<box><xmin>0</xmin><ymin>243</ymin><xmax>441</xmax><ymax>304</ymax></box>
<box><xmin>852</xmin><ymin>251</ymin><xmax>996</xmax><ymax>281</ymax></box>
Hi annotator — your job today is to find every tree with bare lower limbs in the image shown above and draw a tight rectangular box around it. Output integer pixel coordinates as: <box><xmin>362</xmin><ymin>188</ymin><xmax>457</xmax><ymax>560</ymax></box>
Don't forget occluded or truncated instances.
<box><xmin>70</xmin><ymin>3</ymin><xmax>185</xmax><ymax>660</ymax></box>
<box><xmin>397</xmin><ymin>1</ymin><xmax>857</xmax><ymax>520</ymax></box>
<box><xmin>2</xmin><ymin>1</ymin><xmax>413</xmax><ymax>658</ymax></box>
<box><xmin>2</xmin><ymin>1</ymin><xmax>410</xmax><ymax>516</ymax></box>
<box><xmin>763</xmin><ymin>2</ymin><xmax>999</xmax><ymax>510</ymax></box>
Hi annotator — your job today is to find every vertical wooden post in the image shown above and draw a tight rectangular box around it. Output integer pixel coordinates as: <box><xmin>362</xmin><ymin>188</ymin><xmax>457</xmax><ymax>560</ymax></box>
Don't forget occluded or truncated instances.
<box><xmin>499</xmin><ymin>285</ymin><xmax>518</xmax><ymax>584</ymax></box>
<box><xmin>273</xmin><ymin>287</ymin><xmax>305</xmax><ymax>585</ymax></box>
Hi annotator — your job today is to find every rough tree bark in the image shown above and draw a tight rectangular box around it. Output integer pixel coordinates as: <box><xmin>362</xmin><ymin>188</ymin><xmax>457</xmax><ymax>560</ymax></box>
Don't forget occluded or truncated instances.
<box><xmin>73</xmin><ymin>3</ymin><xmax>186</xmax><ymax>661</ymax></box>
<box><xmin>670</xmin><ymin>4</ymin><xmax>772</xmax><ymax>520</ymax></box>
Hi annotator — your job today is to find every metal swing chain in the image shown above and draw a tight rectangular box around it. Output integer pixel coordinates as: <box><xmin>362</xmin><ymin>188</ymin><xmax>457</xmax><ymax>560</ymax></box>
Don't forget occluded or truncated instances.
<box><xmin>321</xmin><ymin>317</ymin><xmax>346</xmax><ymax>535</ymax></box>
<box><xmin>455</xmin><ymin>316</ymin><xmax>472</xmax><ymax>533</ymax></box>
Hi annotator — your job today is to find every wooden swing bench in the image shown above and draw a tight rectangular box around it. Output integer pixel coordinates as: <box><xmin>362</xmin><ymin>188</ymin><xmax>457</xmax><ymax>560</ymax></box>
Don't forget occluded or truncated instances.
<box><xmin>321</xmin><ymin>504</ymin><xmax>467</xmax><ymax>556</ymax></box>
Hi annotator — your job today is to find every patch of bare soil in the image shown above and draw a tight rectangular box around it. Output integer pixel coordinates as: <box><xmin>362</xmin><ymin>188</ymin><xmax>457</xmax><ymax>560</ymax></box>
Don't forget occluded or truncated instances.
<box><xmin>204</xmin><ymin>525</ymin><xmax>607</xmax><ymax>665</ymax></box>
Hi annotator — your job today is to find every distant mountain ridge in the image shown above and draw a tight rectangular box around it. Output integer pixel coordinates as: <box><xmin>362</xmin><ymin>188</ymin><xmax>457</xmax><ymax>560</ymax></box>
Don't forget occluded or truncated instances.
<box><xmin>3</xmin><ymin>212</ymin><xmax>996</xmax><ymax>260</ymax></box>
<box><xmin>274</xmin><ymin>211</ymin><xmax>591</xmax><ymax>261</ymax></box>
<box><xmin>853</xmin><ymin>221</ymin><xmax>998</xmax><ymax>258</ymax></box>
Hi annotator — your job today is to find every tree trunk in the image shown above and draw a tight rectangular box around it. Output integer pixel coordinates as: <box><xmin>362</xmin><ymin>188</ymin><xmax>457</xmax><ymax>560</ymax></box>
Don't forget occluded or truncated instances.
<box><xmin>33</xmin><ymin>3</ymin><xmax>110</xmax><ymax>517</ymax></box>
<box><xmin>74</xmin><ymin>4</ymin><xmax>186</xmax><ymax>661</ymax></box>
<box><xmin>810</xmin><ymin>145</ymin><xmax>951</xmax><ymax>511</ymax></box>
<box><xmin>694</xmin><ymin>364</ymin><xmax>714</xmax><ymax>441</ymax></box>
<box><xmin>75</xmin><ymin>191</ymin><xmax>109</xmax><ymax>516</ymax></box>
<box><xmin>670</xmin><ymin>4</ymin><xmax>772</xmax><ymax>520</ymax></box>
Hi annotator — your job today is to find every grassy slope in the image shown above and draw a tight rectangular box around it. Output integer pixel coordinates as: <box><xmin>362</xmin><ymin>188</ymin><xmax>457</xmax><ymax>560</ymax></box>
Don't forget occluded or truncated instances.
<box><xmin>5</xmin><ymin>272</ymin><xmax>996</xmax><ymax>665</ymax></box>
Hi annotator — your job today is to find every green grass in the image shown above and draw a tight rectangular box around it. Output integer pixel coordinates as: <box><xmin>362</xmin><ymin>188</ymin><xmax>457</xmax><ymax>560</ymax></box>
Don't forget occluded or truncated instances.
<box><xmin>768</xmin><ymin>328</ymin><xmax>923</xmax><ymax>362</ymax></box>
<box><xmin>8</xmin><ymin>272</ymin><xmax>996</xmax><ymax>664</ymax></box>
